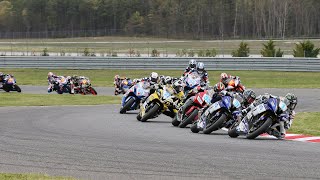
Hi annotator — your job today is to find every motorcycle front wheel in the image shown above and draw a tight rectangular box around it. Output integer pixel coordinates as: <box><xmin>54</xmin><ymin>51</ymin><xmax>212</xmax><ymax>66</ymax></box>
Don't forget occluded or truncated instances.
<box><xmin>140</xmin><ymin>103</ymin><xmax>160</xmax><ymax>122</ymax></box>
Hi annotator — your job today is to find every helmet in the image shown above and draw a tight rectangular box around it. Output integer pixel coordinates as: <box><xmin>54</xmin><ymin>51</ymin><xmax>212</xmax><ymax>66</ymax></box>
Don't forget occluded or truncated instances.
<box><xmin>284</xmin><ymin>93</ymin><xmax>298</xmax><ymax>110</ymax></box>
<box><xmin>173</xmin><ymin>80</ymin><xmax>183</xmax><ymax>93</ymax></box>
<box><xmin>48</xmin><ymin>72</ymin><xmax>53</xmax><ymax>77</ymax></box>
<box><xmin>220</xmin><ymin>72</ymin><xmax>228</xmax><ymax>80</ymax></box>
<box><xmin>197</xmin><ymin>62</ymin><xmax>205</xmax><ymax>74</ymax></box>
<box><xmin>189</xmin><ymin>59</ymin><xmax>197</xmax><ymax>69</ymax></box>
<box><xmin>214</xmin><ymin>82</ymin><xmax>225</xmax><ymax>92</ymax></box>
<box><xmin>150</xmin><ymin>72</ymin><xmax>159</xmax><ymax>84</ymax></box>
<box><xmin>164</xmin><ymin>76</ymin><xmax>173</xmax><ymax>85</ymax></box>
<box><xmin>243</xmin><ymin>89</ymin><xmax>256</xmax><ymax>104</ymax></box>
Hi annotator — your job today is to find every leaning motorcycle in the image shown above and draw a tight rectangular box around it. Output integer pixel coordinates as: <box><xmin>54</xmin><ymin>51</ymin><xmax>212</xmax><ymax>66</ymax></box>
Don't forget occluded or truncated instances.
<box><xmin>191</xmin><ymin>93</ymin><xmax>243</xmax><ymax>134</ymax></box>
<box><xmin>1</xmin><ymin>75</ymin><xmax>21</xmax><ymax>93</ymax></box>
<box><xmin>73</xmin><ymin>78</ymin><xmax>97</xmax><ymax>95</ymax></box>
<box><xmin>174</xmin><ymin>90</ymin><xmax>212</xmax><ymax>128</ymax></box>
<box><xmin>183</xmin><ymin>71</ymin><xmax>201</xmax><ymax>95</ymax></box>
<box><xmin>228</xmin><ymin>97</ymin><xmax>288</xmax><ymax>139</ymax></box>
<box><xmin>52</xmin><ymin>76</ymin><xmax>72</xmax><ymax>94</ymax></box>
<box><xmin>137</xmin><ymin>85</ymin><xmax>176</xmax><ymax>122</ymax></box>
<box><xmin>120</xmin><ymin>81</ymin><xmax>150</xmax><ymax>114</ymax></box>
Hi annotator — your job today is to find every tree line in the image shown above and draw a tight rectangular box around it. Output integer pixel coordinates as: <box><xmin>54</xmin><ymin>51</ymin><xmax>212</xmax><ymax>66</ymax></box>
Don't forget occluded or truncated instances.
<box><xmin>0</xmin><ymin>0</ymin><xmax>320</xmax><ymax>39</ymax></box>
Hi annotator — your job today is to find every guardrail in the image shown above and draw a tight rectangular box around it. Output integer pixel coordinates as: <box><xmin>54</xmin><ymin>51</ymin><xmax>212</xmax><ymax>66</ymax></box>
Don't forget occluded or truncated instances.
<box><xmin>0</xmin><ymin>56</ymin><xmax>320</xmax><ymax>71</ymax></box>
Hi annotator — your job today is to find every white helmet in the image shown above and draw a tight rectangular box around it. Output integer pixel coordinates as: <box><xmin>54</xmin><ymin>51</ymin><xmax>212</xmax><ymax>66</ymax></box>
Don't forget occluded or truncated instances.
<box><xmin>197</xmin><ymin>62</ymin><xmax>205</xmax><ymax>73</ymax></box>
<box><xmin>189</xmin><ymin>59</ymin><xmax>197</xmax><ymax>69</ymax></box>
<box><xmin>164</xmin><ymin>76</ymin><xmax>173</xmax><ymax>84</ymax></box>
<box><xmin>48</xmin><ymin>72</ymin><xmax>53</xmax><ymax>77</ymax></box>
<box><xmin>173</xmin><ymin>80</ymin><xmax>183</xmax><ymax>93</ymax></box>
<box><xmin>150</xmin><ymin>72</ymin><xmax>159</xmax><ymax>83</ymax></box>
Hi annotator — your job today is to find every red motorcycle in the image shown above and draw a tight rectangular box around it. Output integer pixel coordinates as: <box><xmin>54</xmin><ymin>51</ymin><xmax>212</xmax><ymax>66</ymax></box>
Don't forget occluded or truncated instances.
<box><xmin>175</xmin><ymin>90</ymin><xmax>212</xmax><ymax>128</ymax></box>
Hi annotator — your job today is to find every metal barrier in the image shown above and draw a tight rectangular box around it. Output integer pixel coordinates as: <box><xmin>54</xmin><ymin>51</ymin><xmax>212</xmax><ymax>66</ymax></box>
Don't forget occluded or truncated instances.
<box><xmin>0</xmin><ymin>56</ymin><xmax>320</xmax><ymax>71</ymax></box>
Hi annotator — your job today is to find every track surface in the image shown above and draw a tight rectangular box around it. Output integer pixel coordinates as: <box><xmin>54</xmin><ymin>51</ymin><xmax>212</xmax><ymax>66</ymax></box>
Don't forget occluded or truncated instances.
<box><xmin>0</xmin><ymin>86</ymin><xmax>320</xmax><ymax>179</ymax></box>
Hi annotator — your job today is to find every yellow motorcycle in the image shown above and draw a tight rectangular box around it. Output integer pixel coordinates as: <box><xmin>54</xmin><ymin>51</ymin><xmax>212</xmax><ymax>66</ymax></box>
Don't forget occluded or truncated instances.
<box><xmin>137</xmin><ymin>85</ymin><xmax>180</xmax><ymax>122</ymax></box>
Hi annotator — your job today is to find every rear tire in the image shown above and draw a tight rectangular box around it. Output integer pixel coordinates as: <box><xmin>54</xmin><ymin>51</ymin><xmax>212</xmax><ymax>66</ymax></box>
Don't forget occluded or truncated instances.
<box><xmin>246</xmin><ymin>117</ymin><xmax>272</xmax><ymax>139</ymax></box>
<box><xmin>203</xmin><ymin>113</ymin><xmax>227</xmax><ymax>134</ymax></box>
<box><xmin>179</xmin><ymin>109</ymin><xmax>198</xmax><ymax>128</ymax></box>
<box><xmin>3</xmin><ymin>85</ymin><xmax>10</xmax><ymax>92</ymax></box>
<box><xmin>141</xmin><ymin>103</ymin><xmax>160</xmax><ymax>122</ymax></box>
<box><xmin>120</xmin><ymin>98</ymin><xmax>135</xmax><ymax>114</ymax></box>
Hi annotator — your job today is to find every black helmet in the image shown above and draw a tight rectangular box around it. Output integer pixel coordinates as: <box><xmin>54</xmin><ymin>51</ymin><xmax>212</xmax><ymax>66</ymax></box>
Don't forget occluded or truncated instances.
<box><xmin>284</xmin><ymin>93</ymin><xmax>297</xmax><ymax>110</ymax></box>
<box><xmin>243</xmin><ymin>89</ymin><xmax>256</xmax><ymax>104</ymax></box>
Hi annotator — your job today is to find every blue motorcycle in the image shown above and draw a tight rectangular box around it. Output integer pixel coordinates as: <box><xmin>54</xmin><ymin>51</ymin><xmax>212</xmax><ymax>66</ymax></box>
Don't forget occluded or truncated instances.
<box><xmin>228</xmin><ymin>97</ymin><xmax>288</xmax><ymax>139</ymax></box>
<box><xmin>191</xmin><ymin>93</ymin><xmax>243</xmax><ymax>134</ymax></box>
<box><xmin>119</xmin><ymin>81</ymin><xmax>150</xmax><ymax>114</ymax></box>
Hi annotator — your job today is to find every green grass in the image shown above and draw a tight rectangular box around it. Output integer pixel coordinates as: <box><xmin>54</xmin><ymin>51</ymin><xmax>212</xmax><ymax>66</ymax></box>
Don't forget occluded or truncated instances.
<box><xmin>0</xmin><ymin>173</ymin><xmax>75</xmax><ymax>180</ymax></box>
<box><xmin>1</xmin><ymin>37</ymin><xmax>320</xmax><ymax>55</ymax></box>
<box><xmin>289</xmin><ymin>112</ymin><xmax>320</xmax><ymax>136</ymax></box>
<box><xmin>1</xmin><ymin>68</ymin><xmax>320</xmax><ymax>88</ymax></box>
<box><xmin>0</xmin><ymin>93</ymin><xmax>121</xmax><ymax>106</ymax></box>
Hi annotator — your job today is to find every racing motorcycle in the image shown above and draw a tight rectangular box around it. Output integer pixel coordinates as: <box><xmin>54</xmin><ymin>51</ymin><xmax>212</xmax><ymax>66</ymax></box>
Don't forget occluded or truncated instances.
<box><xmin>173</xmin><ymin>90</ymin><xmax>212</xmax><ymax>128</ymax></box>
<box><xmin>137</xmin><ymin>85</ymin><xmax>177</xmax><ymax>122</ymax></box>
<box><xmin>73</xmin><ymin>78</ymin><xmax>97</xmax><ymax>95</ymax></box>
<box><xmin>1</xmin><ymin>75</ymin><xmax>21</xmax><ymax>93</ymax></box>
<box><xmin>51</xmin><ymin>76</ymin><xmax>72</xmax><ymax>94</ymax></box>
<box><xmin>114</xmin><ymin>78</ymin><xmax>133</xmax><ymax>95</ymax></box>
<box><xmin>228</xmin><ymin>97</ymin><xmax>289</xmax><ymax>139</ymax></box>
<box><xmin>120</xmin><ymin>81</ymin><xmax>150</xmax><ymax>114</ymax></box>
<box><xmin>183</xmin><ymin>71</ymin><xmax>201</xmax><ymax>95</ymax></box>
<box><xmin>191</xmin><ymin>93</ymin><xmax>243</xmax><ymax>134</ymax></box>
<box><xmin>225</xmin><ymin>77</ymin><xmax>245</xmax><ymax>93</ymax></box>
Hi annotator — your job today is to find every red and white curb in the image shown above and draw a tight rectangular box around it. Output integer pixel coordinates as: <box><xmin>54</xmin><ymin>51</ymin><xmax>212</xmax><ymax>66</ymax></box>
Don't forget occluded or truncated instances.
<box><xmin>221</xmin><ymin>128</ymin><xmax>320</xmax><ymax>143</ymax></box>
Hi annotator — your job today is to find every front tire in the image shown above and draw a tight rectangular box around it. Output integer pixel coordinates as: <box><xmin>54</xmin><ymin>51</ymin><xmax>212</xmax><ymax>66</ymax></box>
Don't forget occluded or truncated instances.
<box><xmin>90</xmin><ymin>87</ymin><xmax>97</xmax><ymax>95</ymax></box>
<box><xmin>246</xmin><ymin>117</ymin><xmax>273</xmax><ymax>139</ymax></box>
<box><xmin>14</xmin><ymin>85</ymin><xmax>21</xmax><ymax>92</ymax></box>
<box><xmin>179</xmin><ymin>109</ymin><xmax>198</xmax><ymax>128</ymax></box>
<box><xmin>141</xmin><ymin>103</ymin><xmax>160</xmax><ymax>122</ymax></box>
<box><xmin>203</xmin><ymin>113</ymin><xmax>227</xmax><ymax>134</ymax></box>
<box><xmin>172</xmin><ymin>115</ymin><xmax>180</xmax><ymax>127</ymax></box>
<box><xmin>228</xmin><ymin>122</ymin><xmax>240</xmax><ymax>138</ymax></box>
<box><xmin>120</xmin><ymin>97</ymin><xmax>135</xmax><ymax>114</ymax></box>
<box><xmin>190</xmin><ymin>123</ymin><xmax>199</xmax><ymax>133</ymax></box>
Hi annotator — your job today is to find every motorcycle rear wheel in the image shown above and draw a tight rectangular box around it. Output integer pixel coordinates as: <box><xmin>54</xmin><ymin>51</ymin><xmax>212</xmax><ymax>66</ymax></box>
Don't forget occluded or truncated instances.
<box><xmin>179</xmin><ymin>109</ymin><xmax>198</xmax><ymax>128</ymax></box>
<box><xmin>228</xmin><ymin>122</ymin><xmax>240</xmax><ymax>138</ymax></box>
<box><xmin>190</xmin><ymin>123</ymin><xmax>199</xmax><ymax>133</ymax></box>
<box><xmin>171</xmin><ymin>115</ymin><xmax>180</xmax><ymax>127</ymax></box>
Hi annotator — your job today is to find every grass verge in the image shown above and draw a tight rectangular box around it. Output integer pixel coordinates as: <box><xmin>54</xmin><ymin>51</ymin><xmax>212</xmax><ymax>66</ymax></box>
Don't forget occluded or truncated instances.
<box><xmin>0</xmin><ymin>93</ymin><xmax>121</xmax><ymax>106</ymax></box>
<box><xmin>0</xmin><ymin>173</ymin><xmax>75</xmax><ymax>180</ymax></box>
<box><xmin>1</xmin><ymin>68</ymin><xmax>320</xmax><ymax>88</ymax></box>
<box><xmin>289</xmin><ymin>112</ymin><xmax>320</xmax><ymax>136</ymax></box>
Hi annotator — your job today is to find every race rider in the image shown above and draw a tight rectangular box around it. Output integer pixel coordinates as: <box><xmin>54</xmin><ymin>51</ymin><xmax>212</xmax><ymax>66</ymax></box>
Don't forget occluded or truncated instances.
<box><xmin>114</xmin><ymin>75</ymin><xmax>133</xmax><ymax>95</ymax></box>
<box><xmin>47</xmin><ymin>72</ymin><xmax>59</xmax><ymax>93</ymax></box>
<box><xmin>183</xmin><ymin>59</ymin><xmax>197</xmax><ymax>77</ymax></box>
<box><xmin>162</xmin><ymin>79</ymin><xmax>185</xmax><ymax>118</ymax></box>
<box><xmin>220</xmin><ymin>72</ymin><xmax>244</xmax><ymax>93</ymax></box>
<box><xmin>237</xmin><ymin>93</ymin><xmax>298</xmax><ymax>139</ymax></box>
<box><xmin>195</xmin><ymin>62</ymin><xmax>209</xmax><ymax>87</ymax></box>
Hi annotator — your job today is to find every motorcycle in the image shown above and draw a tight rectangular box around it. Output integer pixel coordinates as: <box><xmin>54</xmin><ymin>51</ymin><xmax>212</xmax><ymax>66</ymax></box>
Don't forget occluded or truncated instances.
<box><xmin>1</xmin><ymin>75</ymin><xmax>21</xmax><ymax>93</ymax></box>
<box><xmin>226</xmin><ymin>78</ymin><xmax>245</xmax><ymax>93</ymax></box>
<box><xmin>228</xmin><ymin>97</ymin><xmax>288</xmax><ymax>139</ymax></box>
<box><xmin>183</xmin><ymin>71</ymin><xmax>201</xmax><ymax>95</ymax></box>
<box><xmin>137</xmin><ymin>85</ymin><xmax>177</xmax><ymax>122</ymax></box>
<box><xmin>191</xmin><ymin>93</ymin><xmax>243</xmax><ymax>134</ymax></box>
<box><xmin>120</xmin><ymin>81</ymin><xmax>150</xmax><ymax>114</ymax></box>
<box><xmin>174</xmin><ymin>90</ymin><xmax>212</xmax><ymax>128</ymax></box>
<box><xmin>114</xmin><ymin>78</ymin><xmax>132</xmax><ymax>95</ymax></box>
<box><xmin>51</xmin><ymin>76</ymin><xmax>72</xmax><ymax>94</ymax></box>
<box><xmin>73</xmin><ymin>78</ymin><xmax>97</xmax><ymax>95</ymax></box>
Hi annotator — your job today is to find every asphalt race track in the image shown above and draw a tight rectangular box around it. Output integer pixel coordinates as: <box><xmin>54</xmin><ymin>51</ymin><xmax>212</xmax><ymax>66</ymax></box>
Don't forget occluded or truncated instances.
<box><xmin>0</xmin><ymin>86</ymin><xmax>320</xmax><ymax>179</ymax></box>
